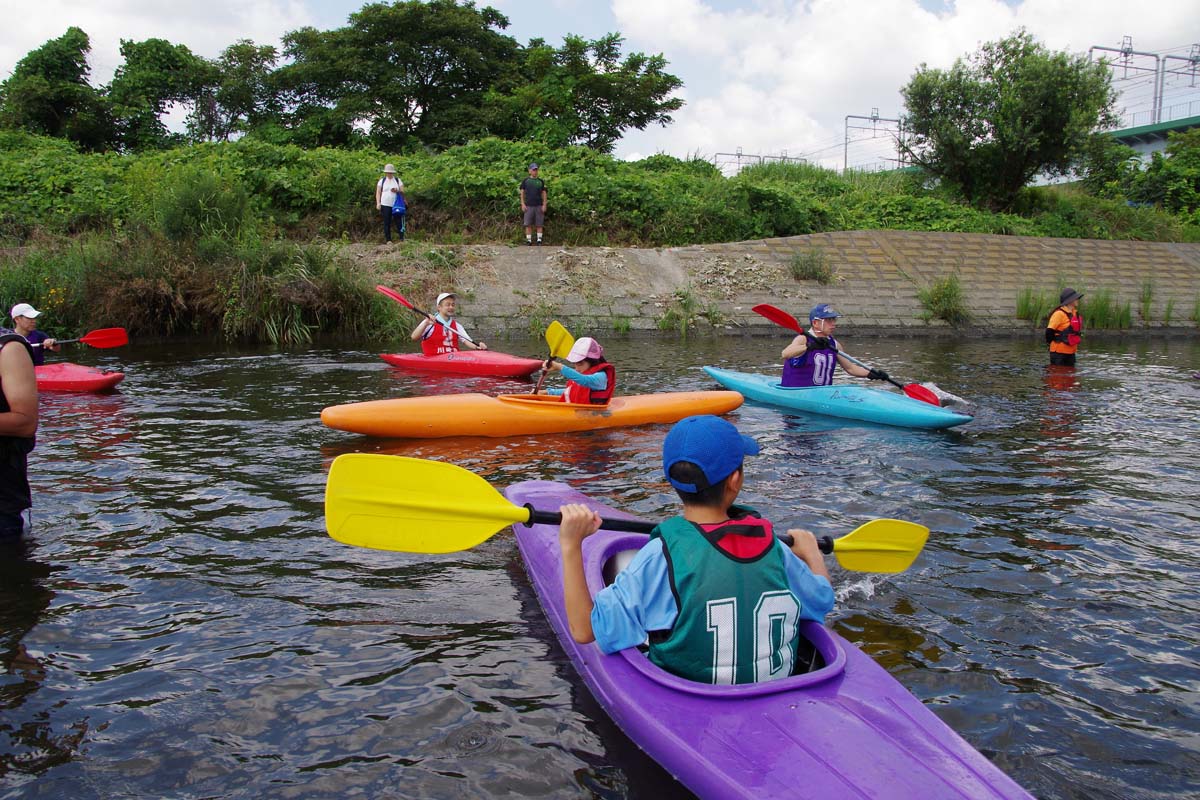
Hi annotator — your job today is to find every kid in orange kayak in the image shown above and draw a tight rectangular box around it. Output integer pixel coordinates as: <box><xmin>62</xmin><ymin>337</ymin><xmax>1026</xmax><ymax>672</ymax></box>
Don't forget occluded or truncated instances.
<box><xmin>540</xmin><ymin>337</ymin><xmax>614</xmax><ymax>404</ymax></box>
<box><xmin>409</xmin><ymin>292</ymin><xmax>487</xmax><ymax>355</ymax></box>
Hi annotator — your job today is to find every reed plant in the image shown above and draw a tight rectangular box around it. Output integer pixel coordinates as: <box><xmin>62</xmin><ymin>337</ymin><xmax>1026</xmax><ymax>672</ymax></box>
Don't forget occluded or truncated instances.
<box><xmin>1164</xmin><ymin>297</ymin><xmax>1175</xmax><ymax>326</ymax></box>
<box><xmin>1016</xmin><ymin>287</ymin><xmax>1057</xmax><ymax>322</ymax></box>
<box><xmin>1082</xmin><ymin>288</ymin><xmax>1132</xmax><ymax>329</ymax></box>
<box><xmin>1139</xmin><ymin>280</ymin><xmax>1155</xmax><ymax>324</ymax></box>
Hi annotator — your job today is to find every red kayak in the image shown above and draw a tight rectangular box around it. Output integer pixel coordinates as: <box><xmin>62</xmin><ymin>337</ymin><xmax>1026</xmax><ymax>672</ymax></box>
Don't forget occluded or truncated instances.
<box><xmin>380</xmin><ymin>350</ymin><xmax>542</xmax><ymax>378</ymax></box>
<box><xmin>35</xmin><ymin>362</ymin><xmax>125</xmax><ymax>392</ymax></box>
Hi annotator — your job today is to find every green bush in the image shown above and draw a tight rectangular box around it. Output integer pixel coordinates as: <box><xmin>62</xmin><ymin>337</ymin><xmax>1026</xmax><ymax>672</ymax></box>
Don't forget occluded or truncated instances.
<box><xmin>788</xmin><ymin>249</ymin><xmax>834</xmax><ymax>284</ymax></box>
<box><xmin>1083</xmin><ymin>288</ymin><xmax>1132</xmax><ymax>329</ymax></box>
<box><xmin>1016</xmin><ymin>286</ymin><xmax>1056</xmax><ymax>322</ymax></box>
<box><xmin>916</xmin><ymin>273</ymin><xmax>970</xmax><ymax>325</ymax></box>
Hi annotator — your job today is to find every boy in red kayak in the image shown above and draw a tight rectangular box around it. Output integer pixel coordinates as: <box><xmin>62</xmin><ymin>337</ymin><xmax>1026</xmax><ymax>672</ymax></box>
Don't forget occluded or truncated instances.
<box><xmin>558</xmin><ymin>415</ymin><xmax>834</xmax><ymax>684</ymax></box>
<box><xmin>540</xmin><ymin>336</ymin><xmax>614</xmax><ymax>405</ymax></box>
<box><xmin>409</xmin><ymin>292</ymin><xmax>487</xmax><ymax>355</ymax></box>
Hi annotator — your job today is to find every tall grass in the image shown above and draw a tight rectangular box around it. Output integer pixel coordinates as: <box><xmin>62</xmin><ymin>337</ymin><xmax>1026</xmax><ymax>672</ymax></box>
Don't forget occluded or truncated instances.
<box><xmin>1016</xmin><ymin>287</ymin><xmax>1057</xmax><ymax>322</ymax></box>
<box><xmin>1139</xmin><ymin>280</ymin><xmax>1155</xmax><ymax>324</ymax></box>
<box><xmin>1083</xmin><ymin>288</ymin><xmax>1132</xmax><ymax>329</ymax></box>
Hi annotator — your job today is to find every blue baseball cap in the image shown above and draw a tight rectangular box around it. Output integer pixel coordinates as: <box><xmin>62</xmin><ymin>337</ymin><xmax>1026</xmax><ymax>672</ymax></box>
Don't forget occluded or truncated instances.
<box><xmin>809</xmin><ymin>303</ymin><xmax>840</xmax><ymax>323</ymax></box>
<box><xmin>663</xmin><ymin>415</ymin><xmax>759</xmax><ymax>492</ymax></box>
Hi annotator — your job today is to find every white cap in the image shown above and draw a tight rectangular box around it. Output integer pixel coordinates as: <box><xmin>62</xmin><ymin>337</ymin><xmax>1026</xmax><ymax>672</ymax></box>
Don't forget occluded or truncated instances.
<box><xmin>383</xmin><ymin>163</ymin><xmax>396</xmax><ymax>173</ymax></box>
<box><xmin>435</xmin><ymin>292</ymin><xmax>456</xmax><ymax>305</ymax></box>
<box><xmin>10</xmin><ymin>303</ymin><xmax>40</xmax><ymax>320</ymax></box>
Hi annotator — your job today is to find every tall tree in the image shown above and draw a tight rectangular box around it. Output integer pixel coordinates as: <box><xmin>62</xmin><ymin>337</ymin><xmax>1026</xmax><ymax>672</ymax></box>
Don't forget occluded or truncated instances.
<box><xmin>108</xmin><ymin>37</ymin><xmax>212</xmax><ymax>151</ymax></box>
<box><xmin>0</xmin><ymin>27</ymin><xmax>112</xmax><ymax>150</ymax></box>
<box><xmin>188</xmin><ymin>40</ymin><xmax>279</xmax><ymax>142</ymax></box>
<box><xmin>900</xmin><ymin>29</ymin><xmax>1118</xmax><ymax>211</ymax></box>
<box><xmin>275</xmin><ymin>0</ymin><xmax>519</xmax><ymax>150</ymax></box>
<box><xmin>486</xmin><ymin>34</ymin><xmax>683</xmax><ymax>152</ymax></box>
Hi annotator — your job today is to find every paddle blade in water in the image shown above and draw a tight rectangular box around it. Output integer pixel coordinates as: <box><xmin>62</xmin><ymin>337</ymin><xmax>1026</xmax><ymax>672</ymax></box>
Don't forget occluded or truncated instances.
<box><xmin>79</xmin><ymin>328</ymin><xmax>128</xmax><ymax>348</ymax></box>
<box><xmin>903</xmin><ymin>384</ymin><xmax>941</xmax><ymax>407</ymax></box>
<box><xmin>545</xmin><ymin>320</ymin><xmax>575</xmax><ymax>359</ymax></box>
<box><xmin>325</xmin><ymin>454</ymin><xmax>529</xmax><ymax>553</ymax></box>
<box><xmin>832</xmin><ymin>519</ymin><xmax>929</xmax><ymax>574</ymax></box>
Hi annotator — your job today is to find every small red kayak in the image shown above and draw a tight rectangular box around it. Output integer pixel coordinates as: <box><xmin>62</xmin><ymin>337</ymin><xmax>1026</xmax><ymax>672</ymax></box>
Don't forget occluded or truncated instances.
<box><xmin>380</xmin><ymin>350</ymin><xmax>542</xmax><ymax>378</ymax></box>
<box><xmin>35</xmin><ymin>362</ymin><xmax>125</xmax><ymax>392</ymax></box>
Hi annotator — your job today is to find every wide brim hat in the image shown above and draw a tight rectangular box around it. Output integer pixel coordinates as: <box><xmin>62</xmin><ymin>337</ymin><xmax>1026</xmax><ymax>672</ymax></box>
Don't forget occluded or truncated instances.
<box><xmin>1059</xmin><ymin>288</ymin><xmax>1083</xmax><ymax>305</ymax></box>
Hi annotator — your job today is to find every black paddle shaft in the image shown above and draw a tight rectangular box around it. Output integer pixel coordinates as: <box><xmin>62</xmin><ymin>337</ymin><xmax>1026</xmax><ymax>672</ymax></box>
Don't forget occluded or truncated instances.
<box><xmin>523</xmin><ymin>506</ymin><xmax>832</xmax><ymax>552</ymax></box>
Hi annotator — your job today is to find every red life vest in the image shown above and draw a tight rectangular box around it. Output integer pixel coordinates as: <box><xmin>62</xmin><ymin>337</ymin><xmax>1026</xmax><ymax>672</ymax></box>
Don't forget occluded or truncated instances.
<box><xmin>563</xmin><ymin>362</ymin><xmax>615</xmax><ymax>405</ymax></box>
<box><xmin>1049</xmin><ymin>307</ymin><xmax>1083</xmax><ymax>352</ymax></box>
<box><xmin>420</xmin><ymin>317</ymin><xmax>461</xmax><ymax>355</ymax></box>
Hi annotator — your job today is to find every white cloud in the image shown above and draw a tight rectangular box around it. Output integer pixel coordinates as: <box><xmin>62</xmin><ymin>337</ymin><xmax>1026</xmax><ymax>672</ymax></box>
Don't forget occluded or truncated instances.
<box><xmin>1</xmin><ymin>0</ymin><xmax>313</xmax><ymax>85</ymax></box>
<box><xmin>612</xmin><ymin>0</ymin><xmax>1200</xmax><ymax>167</ymax></box>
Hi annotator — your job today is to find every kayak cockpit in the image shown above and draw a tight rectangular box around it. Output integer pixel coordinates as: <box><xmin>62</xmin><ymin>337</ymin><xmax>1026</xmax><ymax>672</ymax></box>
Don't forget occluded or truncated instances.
<box><xmin>594</xmin><ymin>533</ymin><xmax>847</xmax><ymax>698</ymax></box>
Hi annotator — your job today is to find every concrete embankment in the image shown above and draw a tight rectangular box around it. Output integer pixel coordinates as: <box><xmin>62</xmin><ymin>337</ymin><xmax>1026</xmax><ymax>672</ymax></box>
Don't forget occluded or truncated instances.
<box><xmin>357</xmin><ymin>230</ymin><xmax>1200</xmax><ymax>338</ymax></box>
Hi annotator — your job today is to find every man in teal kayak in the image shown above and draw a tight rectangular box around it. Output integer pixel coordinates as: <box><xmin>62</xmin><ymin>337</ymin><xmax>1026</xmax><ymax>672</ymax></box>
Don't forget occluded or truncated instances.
<box><xmin>557</xmin><ymin>415</ymin><xmax>834</xmax><ymax>684</ymax></box>
<box><xmin>781</xmin><ymin>303</ymin><xmax>888</xmax><ymax>387</ymax></box>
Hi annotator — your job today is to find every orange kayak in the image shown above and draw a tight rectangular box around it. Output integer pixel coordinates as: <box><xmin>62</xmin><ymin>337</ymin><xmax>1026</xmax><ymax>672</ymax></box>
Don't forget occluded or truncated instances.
<box><xmin>320</xmin><ymin>391</ymin><xmax>745</xmax><ymax>438</ymax></box>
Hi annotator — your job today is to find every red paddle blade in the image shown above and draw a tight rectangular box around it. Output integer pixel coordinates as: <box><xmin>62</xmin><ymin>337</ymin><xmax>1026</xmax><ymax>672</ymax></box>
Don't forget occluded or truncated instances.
<box><xmin>375</xmin><ymin>285</ymin><xmax>416</xmax><ymax>310</ymax></box>
<box><xmin>751</xmin><ymin>303</ymin><xmax>804</xmax><ymax>333</ymax></box>
<box><xmin>79</xmin><ymin>328</ymin><xmax>128</xmax><ymax>348</ymax></box>
<box><xmin>903</xmin><ymin>384</ymin><xmax>940</xmax><ymax>406</ymax></box>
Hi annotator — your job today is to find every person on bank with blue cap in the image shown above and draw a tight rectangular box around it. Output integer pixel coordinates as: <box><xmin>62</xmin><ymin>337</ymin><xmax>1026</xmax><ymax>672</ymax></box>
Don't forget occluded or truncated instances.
<box><xmin>519</xmin><ymin>162</ymin><xmax>547</xmax><ymax>246</ymax></box>
<box><xmin>409</xmin><ymin>292</ymin><xmax>487</xmax><ymax>354</ymax></box>
<box><xmin>780</xmin><ymin>303</ymin><xmax>888</xmax><ymax>388</ymax></box>
<box><xmin>540</xmin><ymin>336</ymin><xmax>614</xmax><ymax>404</ymax></box>
<box><xmin>557</xmin><ymin>415</ymin><xmax>834</xmax><ymax>685</ymax></box>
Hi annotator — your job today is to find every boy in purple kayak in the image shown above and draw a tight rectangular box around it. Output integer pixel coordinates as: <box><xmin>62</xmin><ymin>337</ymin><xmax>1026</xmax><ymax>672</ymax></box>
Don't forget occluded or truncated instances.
<box><xmin>558</xmin><ymin>415</ymin><xmax>834</xmax><ymax>685</ymax></box>
<box><xmin>781</xmin><ymin>303</ymin><xmax>887</xmax><ymax>387</ymax></box>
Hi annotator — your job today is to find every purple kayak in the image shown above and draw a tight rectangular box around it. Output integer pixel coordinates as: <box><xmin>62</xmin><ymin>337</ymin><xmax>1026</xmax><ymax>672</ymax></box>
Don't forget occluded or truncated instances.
<box><xmin>505</xmin><ymin>479</ymin><xmax>1033</xmax><ymax>799</ymax></box>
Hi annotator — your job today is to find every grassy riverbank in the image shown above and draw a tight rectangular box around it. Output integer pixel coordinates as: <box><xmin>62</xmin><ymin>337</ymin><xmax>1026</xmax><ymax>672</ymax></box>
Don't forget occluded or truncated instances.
<box><xmin>2</xmin><ymin>132</ymin><xmax>1196</xmax><ymax>341</ymax></box>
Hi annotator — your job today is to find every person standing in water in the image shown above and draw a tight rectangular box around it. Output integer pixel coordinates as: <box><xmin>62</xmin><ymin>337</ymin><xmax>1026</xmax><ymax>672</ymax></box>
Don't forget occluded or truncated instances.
<box><xmin>1046</xmin><ymin>289</ymin><xmax>1083</xmax><ymax>367</ymax></box>
<box><xmin>0</xmin><ymin>327</ymin><xmax>37</xmax><ymax>540</ymax></box>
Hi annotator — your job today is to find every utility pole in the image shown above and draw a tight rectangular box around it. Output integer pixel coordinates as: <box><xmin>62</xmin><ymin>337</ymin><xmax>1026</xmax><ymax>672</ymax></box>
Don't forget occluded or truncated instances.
<box><xmin>1089</xmin><ymin>37</ymin><xmax>1166</xmax><ymax>124</ymax></box>
<box><xmin>843</xmin><ymin>109</ymin><xmax>903</xmax><ymax>172</ymax></box>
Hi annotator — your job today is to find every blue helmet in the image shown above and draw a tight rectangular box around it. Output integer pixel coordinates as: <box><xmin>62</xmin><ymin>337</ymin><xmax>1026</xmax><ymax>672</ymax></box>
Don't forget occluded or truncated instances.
<box><xmin>809</xmin><ymin>303</ymin><xmax>840</xmax><ymax>323</ymax></box>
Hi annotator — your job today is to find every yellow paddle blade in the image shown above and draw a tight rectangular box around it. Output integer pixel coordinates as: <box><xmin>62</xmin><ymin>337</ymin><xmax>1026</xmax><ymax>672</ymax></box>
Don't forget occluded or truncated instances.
<box><xmin>325</xmin><ymin>454</ymin><xmax>530</xmax><ymax>553</ymax></box>
<box><xmin>545</xmin><ymin>320</ymin><xmax>575</xmax><ymax>359</ymax></box>
<box><xmin>831</xmin><ymin>519</ymin><xmax>929</xmax><ymax>574</ymax></box>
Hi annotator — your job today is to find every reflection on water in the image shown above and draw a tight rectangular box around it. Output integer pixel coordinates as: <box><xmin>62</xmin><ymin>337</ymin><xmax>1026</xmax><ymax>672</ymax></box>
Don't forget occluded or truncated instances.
<box><xmin>2</xmin><ymin>335</ymin><xmax>1198</xmax><ymax>799</ymax></box>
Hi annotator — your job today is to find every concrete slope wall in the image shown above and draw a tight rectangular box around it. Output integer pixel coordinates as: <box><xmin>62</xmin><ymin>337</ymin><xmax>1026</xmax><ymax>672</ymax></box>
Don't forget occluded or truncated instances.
<box><xmin>385</xmin><ymin>230</ymin><xmax>1200</xmax><ymax>336</ymax></box>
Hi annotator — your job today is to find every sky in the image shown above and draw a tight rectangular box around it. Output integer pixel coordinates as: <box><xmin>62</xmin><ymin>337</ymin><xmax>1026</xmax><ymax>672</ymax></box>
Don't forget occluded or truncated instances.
<box><xmin>2</xmin><ymin>0</ymin><xmax>1198</xmax><ymax>170</ymax></box>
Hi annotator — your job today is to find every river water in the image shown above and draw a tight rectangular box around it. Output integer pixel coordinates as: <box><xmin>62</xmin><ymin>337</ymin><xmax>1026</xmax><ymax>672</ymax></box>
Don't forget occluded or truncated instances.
<box><xmin>2</xmin><ymin>334</ymin><xmax>1198</xmax><ymax>799</ymax></box>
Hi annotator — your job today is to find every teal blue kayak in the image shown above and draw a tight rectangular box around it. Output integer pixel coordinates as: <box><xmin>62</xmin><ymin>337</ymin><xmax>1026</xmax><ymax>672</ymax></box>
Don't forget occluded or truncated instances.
<box><xmin>703</xmin><ymin>366</ymin><xmax>972</xmax><ymax>429</ymax></box>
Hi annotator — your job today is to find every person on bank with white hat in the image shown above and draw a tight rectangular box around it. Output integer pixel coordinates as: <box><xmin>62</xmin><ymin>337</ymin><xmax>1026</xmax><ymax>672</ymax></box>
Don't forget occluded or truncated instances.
<box><xmin>540</xmin><ymin>336</ymin><xmax>614</xmax><ymax>404</ymax></box>
<box><xmin>375</xmin><ymin>163</ymin><xmax>406</xmax><ymax>243</ymax></box>
<box><xmin>9</xmin><ymin>304</ymin><xmax>57</xmax><ymax>367</ymax></box>
<box><xmin>409</xmin><ymin>292</ymin><xmax>487</xmax><ymax>355</ymax></box>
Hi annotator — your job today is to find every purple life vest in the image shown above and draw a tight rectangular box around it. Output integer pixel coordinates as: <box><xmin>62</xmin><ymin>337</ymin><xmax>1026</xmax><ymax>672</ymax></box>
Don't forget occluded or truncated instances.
<box><xmin>781</xmin><ymin>335</ymin><xmax>839</xmax><ymax>387</ymax></box>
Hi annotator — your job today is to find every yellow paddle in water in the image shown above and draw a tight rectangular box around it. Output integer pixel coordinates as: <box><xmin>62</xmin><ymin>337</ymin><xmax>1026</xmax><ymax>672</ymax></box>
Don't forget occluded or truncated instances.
<box><xmin>534</xmin><ymin>320</ymin><xmax>575</xmax><ymax>394</ymax></box>
<box><xmin>324</xmin><ymin>454</ymin><xmax>930</xmax><ymax>573</ymax></box>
